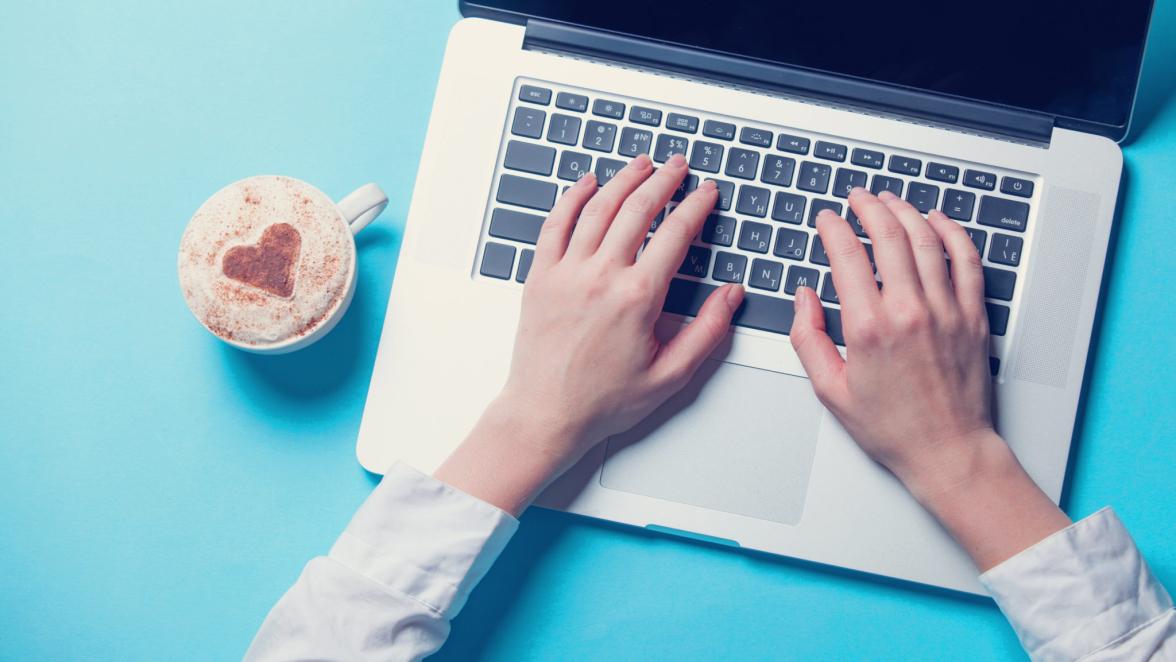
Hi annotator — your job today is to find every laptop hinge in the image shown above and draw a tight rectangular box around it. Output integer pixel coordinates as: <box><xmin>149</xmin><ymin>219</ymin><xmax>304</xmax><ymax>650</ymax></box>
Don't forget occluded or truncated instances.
<box><xmin>523</xmin><ymin>20</ymin><xmax>1055</xmax><ymax>145</ymax></box>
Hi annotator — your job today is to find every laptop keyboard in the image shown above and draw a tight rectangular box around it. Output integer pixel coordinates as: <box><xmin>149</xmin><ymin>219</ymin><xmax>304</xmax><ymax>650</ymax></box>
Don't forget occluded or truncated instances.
<box><xmin>477</xmin><ymin>79</ymin><xmax>1036</xmax><ymax>375</ymax></box>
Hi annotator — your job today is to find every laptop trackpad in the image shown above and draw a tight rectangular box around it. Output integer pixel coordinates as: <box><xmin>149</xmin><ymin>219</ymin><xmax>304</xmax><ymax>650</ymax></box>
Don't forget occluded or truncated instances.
<box><xmin>600</xmin><ymin>359</ymin><xmax>823</xmax><ymax>526</ymax></box>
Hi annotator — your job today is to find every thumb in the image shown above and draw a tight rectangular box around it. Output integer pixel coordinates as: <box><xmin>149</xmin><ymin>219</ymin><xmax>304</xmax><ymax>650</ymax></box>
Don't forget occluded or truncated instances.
<box><xmin>652</xmin><ymin>284</ymin><xmax>743</xmax><ymax>388</ymax></box>
<box><xmin>789</xmin><ymin>286</ymin><xmax>848</xmax><ymax>409</ymax></box>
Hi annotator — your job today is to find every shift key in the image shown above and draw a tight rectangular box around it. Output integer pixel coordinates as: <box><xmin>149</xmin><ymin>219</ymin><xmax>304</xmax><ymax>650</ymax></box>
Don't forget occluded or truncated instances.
<box><xmin>977</xmin><ymin>195</ymin><xmax>1030</xmax><ymax>232</ymax></box>
<box><xmin>497</xmin><ymin>173</ymin><xmax>557</xmax><ymax>211</ymax></box>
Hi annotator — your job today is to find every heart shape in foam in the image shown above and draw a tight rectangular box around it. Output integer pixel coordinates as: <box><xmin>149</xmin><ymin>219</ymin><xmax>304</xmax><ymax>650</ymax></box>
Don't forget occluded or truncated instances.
<box><xmin>221</xmin><ymin>223</ymin><xmax>302</xmax><ymax>298</ymax></box>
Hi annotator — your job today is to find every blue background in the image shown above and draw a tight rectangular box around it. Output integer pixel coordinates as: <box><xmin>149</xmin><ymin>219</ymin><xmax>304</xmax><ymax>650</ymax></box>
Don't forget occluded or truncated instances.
<box><xmin>1</xmin><ymin>2</ymin><xmax>1173</xmax><ymax>660</ymax></box>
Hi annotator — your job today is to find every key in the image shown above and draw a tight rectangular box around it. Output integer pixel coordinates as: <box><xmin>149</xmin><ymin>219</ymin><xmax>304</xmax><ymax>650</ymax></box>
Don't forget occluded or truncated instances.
<box><xmin>740</xmin><ymin>127</ymin><xmax>773</xmax><ymax>147</ymax></box>
<box><xmin>503</xmin><ymin>140</ymin><xmax>556</xmax><ymax>176</ymax></box>
<box><xmin>701</xmin><ymin>214</ymin><xmax>737</xmax><ymax>246</ymax></box>
<box><xmin>771</xmin><ymin>192</ymin><xmax>806</xmax><ymax>224</ymax></box>
<box><xmin>489</xmin><ymin>208</ymin><xmax>545</xmax><ymax>244</ymax></box>
<box><xmin>618</xmin><ymin>127</ymin><xmax>653</xmax><ymax>157</ymax></box>
<box><xmin>518</xmin><ymin>85</ymin><xmax>551</xmax><ymax>105</ymax></box>
<box><xmin>649</xmin><ymin>207</ymin><xmax>667</xmax><ymax>232</ymax></box>
<box><xmin>761</xmin><ymin>155</ymin><xmax>796</xmax><ymax>187</ymax></box>
<box><xmin>653</xmin><ymin>134</ymin><xmax>689</xmax><ymax>162</ymax></box>
<box><xmin>664</xmin><ymin>278</ymin><xmax>717</xmax><ymax>319</ymax></box>
<box><xmin>822</xmin><ymin>307</ymin><xmax>846</xmax><ymax>346</ymax></box>
<box><xmin>989</xmin><ymin>233</ymin><xmax>1023</xmax><ymax>266</ymax></box>
<box><xmin>986</xmin><ymin>303</ymin><xmax>1010</xmax><ymax>336</ymax></box>
<box><xmin>833</xmin><ymin>168</ymin><xmax>868</xmax><ymax>198</ymax></box>
<box><xmin>749</xmin><ymin>258</ymin><xmax>784</xmax><ymax>291</ymax></box>
<box><xmin>511</xmin><ymin>106</ymin><xmax>545</xmax><ymax>139</ymax></box>
<box><xmin>725</xmin><ymin>148</ymin><xmax>760</xmax><ymax>180</ymax></box>
<box><xmin>515</xmin><ymin>248</ymin><xmax>534</xmax><ymax>283</ymax></box>
<box><xmin>595</xmin><ymin>157</ymin><xmax>628</xmax><ymax>186</ymax></box>
<box><xmin>941</xmin><ymin>189</ymin><xmax>976</xmax><ymax>221</ymax></box>
<box><xmin>983</xmin><ymin>266</ymin><xmax>1017</xmax><ymax>300</ymax></box>
<box><xmin>703</xmin><ymin>120</ymin><xmax>736</xmax><ymax>140</ymax></box>
<box><xmin>480</xmin><ymin>242</ymin><xmax>515</xmax><ymax>280</ymax></box>
<box><xmin>592</xmin><ymin>99</ymin><xmax>625</xmax><ymax>119</ymax></box>
<box><xmin>851</xmin><ymin>148</ymin><xmax>884</xmax><ymax>169</ymax></box>
<box><xmin>846</xmin><ymin>209</ymin><xmax>867</xmax><ymax>237</ymax></box>
<box><xmin>583</xmin><ymin>120</ymin><xmax>617</xmax><ymax>152</ymax></box>
<box><xmin>557</xmin><ymin>151</ymin><xmax>592</xmax><ymax>181</ymax></box>
<box><xmin>689</xmin><ymin>141</ymin><xmax>724</xmax><ymax>173</ymax></box>
<box><xmin>1001</xmin><ymin>176</ymin><xmax>1034</xmax><ymax>197</ymax></box>
<box><xmin>784</xmin><ymin>265</ymin><xmax>820</xmax><ymax>294</ymax></box>
<box><xmin>773</xmin><ymin>227</ymin><xmax>808</xmax><ymax>260</ymax></box>
<box><xmin>806</xmin><ymin>199</ymin><xmax>843</xmax><ymax>227</ymax></box>
<box><xmin>735</xmin><ymin>185</ymin><xmax>771</xmax><ymax>217</ymax></box>
<box><xmin>977</xmin><ymin>196</ymin><xmax>1030</xmax><ymax>232</ymax></box>
<box><xmin>629</xmin><ymin>106</ymin><xmax>662</xmax><ymax>126</ymax></box>
<box><xmin>888</xmin><ymin>155</ymin><xmax>922</xmax><ymax>176</ymax></box>
<box><xmin>964</xmin><ymin>169</ymin><xmax>997</xmax><ymax>190</ymax></box>
<box><xmin>555</xmin><ymin>92</ymin><xmax>588</xmax><ymax>112</ymax></box>
<box><xmin>777</xmin><ymin>134</ymin><xmax>810</xmax><ymax>154</ymax></box>
<box><xmin>497</xmin><ymin>174</ymin><xmax>557</xmax><ymax>211</ymax></box>
<box><xmin>713</xmin><ymin>251</ymin><xmax>748</xmax><ymax>283</ymax></box>
<box><xmin>820</xmin><ymin>273</ymin><xmax>839</xmax><ymax>304</ymax></box>
<box><xmin>678</xmin><ymin>245</ymin><xmax>712</xmax><ymax>278</ymax></box>
<box><xmin>810</xmin><ymin>235</ymin><xmax>830</xmax><ymax>266</ymax></box>
<box><xmin>733</xmin><ymin>291</ymin><xmax>796</xmax><ymax>334</ymax></box>
<box><xmin>671</xmin><ymin>174</ymin><xmax>699</xmax><ymax>202</ymax></box>
<box><xmin>927</xmin><ymin>162</ymin><xmax>959</xmax><ymax>183</ymax></box>
<box><xmin>546</xmin><ymin>114</ymin><xmax>582</xmax><ymax>146</ymax></box>
<box><xmin>706</xmin><ymin>178</ymin><xmax>735</xmax><ymax>210</ymax></box>
<box><xmin>906</xmin><ymin>182</ymin><xmax>940</xmax><ymax>213</ymax></box>
<box><xmin>870</xmin><ymin>174</ymin><xmax>904</xmax><ymax>197</ymax></box>
<box><xmin>738</xmin><ymin>220</ymin><xmax>773</xmax><ymax>253</ymax></box>
<box><xmin>989</xmin><ymin>356</ymin><xmax>1001</xmax><ymax>375</ymax></box>
<box><xmin>666</xmin><ymin>113</ymin><xmax>699</xmax><ymax>133</ymax></box>
<box><xmin>966</xmin><ymin>227</ymin><xmax>987</xmax><ymax>255</ymax></box>
<box><xmin>797</xmin><ymin>161</ymin><xmax>832</xmax><ymax>193</ymax></box>
<box><xmin>814</xmin><ymin>141</ymin><xmax>847</xmax><ymax>162</ymax></box>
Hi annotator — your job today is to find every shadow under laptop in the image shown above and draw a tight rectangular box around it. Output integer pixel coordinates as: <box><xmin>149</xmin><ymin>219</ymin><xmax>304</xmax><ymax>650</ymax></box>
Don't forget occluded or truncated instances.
<box><xmin>220</xmin><ymin>224</ymin><xmax>399</xmax><ymax>415</ymax></box>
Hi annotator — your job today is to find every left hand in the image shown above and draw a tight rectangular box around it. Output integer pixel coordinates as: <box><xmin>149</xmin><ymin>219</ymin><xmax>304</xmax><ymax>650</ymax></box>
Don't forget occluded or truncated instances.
<box><xmin>434</xmin><ymin>154</ymin><xmax>743</xmax><ymax>515</ymax></box>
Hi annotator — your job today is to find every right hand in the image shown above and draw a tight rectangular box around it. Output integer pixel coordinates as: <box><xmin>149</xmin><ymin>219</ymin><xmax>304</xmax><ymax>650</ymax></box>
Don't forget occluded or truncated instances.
<box><xmin>788</xmin><ymin>188</ymin><xmax>998</xmax><ymax>496</ymax></box>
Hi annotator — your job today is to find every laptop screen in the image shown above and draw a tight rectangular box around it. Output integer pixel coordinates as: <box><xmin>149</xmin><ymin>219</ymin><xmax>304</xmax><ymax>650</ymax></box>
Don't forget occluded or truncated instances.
<box><xmin>464</xmin><ymin>0</ymin><xmax>1154</xmax><ymax>135</ymax></box>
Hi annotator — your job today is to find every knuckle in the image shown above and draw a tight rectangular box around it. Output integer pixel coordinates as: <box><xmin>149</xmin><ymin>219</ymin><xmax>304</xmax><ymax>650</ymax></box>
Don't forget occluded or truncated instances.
<box><xmin>892</xmin><ymin>302</ymin><xmax>931</xmax><ymax>333</ymax></box>
<box><xmin>909</xmin><ymin>229</ymin><xmax>943</xmax><ymax>252</ymax></box>
<box><xmin>833</xmin><ymin>240</ymin><xmax>866</xmax><ymax>260</ymax></box>
<box><xmin>846</xmin><ymin>315</ymin><xmax>882</xmax><ymax>346</ymax></box>
<box><xmin>620</xmin><ymin>193</ymin><xmax>657</xmax><ymax>217</ymax></box>
<box><xmin>871</xmin><ymin>220</ymin><xmax>907</xmax><ymax>242</ymax></box>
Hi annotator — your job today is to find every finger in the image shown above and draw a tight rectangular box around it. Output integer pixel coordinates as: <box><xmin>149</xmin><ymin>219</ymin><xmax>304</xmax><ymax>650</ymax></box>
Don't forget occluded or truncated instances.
<box><xmin>788</xmin><ymin>286</ymin><xmax>848</xmax><ymax>410</ymax></box>
<box><xmin>651</xmin><ymin>283</ymin><xmax>743</xmax><ymax>388</ymax></box>
<box><xmin>598</xmin><ymin>153</ymin><xmax>687</xmax><ymax>263</ymax></box>
<box><xmin>850</xmin><ymin>189</ymin><xmax>922</xmax><ymax>296</ymax></box>
<box><xmin>637</xmin><ymin>179</ymin><xmax>718</xmax><ymax>280</ymax></box>
<box><xmin>532</xmin><ymin>172</ymin><xmax>597</xmax><ymax>272</ymax></box>
<box><xmin>927</xmin><ymin>211</ymin><xmax>987</xmax><ymax>323</ymax></box>
<box><xmin>814</xmin><ymin>208</ymin><xmax>880</xmax><ymax>315</ymax></box>
<box><xmin>881</xmin><ymin>194</ymin><xmax>955</xmax><ymax>311</ymax></box>
<box><xmin>566</xmin><ymin>154</ymin><xmax>653</xmax><ymax>259</ymax></box>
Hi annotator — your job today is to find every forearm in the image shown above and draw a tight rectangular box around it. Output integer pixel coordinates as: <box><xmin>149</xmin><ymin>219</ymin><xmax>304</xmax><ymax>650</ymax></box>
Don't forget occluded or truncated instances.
<box><xmin>897</xmin><ymin>429</ymin><xmax>1071</xmax><ymax>572</ymax></box>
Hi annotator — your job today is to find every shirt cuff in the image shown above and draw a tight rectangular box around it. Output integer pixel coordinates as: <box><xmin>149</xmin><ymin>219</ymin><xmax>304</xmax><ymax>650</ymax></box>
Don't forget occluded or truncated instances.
<box><xmin>981</xmin><ymin>507</ymin><xmax>1173</xmax><ymax>661</ymax></box>
<box><xmin>328</xmin><ymin>462</ymin><xmax>519</xmax><ymax>618</ymax></box>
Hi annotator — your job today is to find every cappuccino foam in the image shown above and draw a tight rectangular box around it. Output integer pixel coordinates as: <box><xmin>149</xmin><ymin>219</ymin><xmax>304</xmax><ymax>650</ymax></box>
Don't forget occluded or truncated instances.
<box><xmin>178</xmin><ymin>176</ymin><xmax>354</xmax><ymax>348</ymax></box>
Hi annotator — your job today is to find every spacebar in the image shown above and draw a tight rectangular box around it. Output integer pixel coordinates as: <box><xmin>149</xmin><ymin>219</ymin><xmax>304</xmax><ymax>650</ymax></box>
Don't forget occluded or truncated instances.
<box><xmin>663</xmin><ymin>278</ymin><xmax>795</xmax><ymax>335</ymax></box>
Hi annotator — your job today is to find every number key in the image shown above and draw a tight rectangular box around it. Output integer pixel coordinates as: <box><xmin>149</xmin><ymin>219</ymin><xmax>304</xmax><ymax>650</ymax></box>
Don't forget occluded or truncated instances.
<box><xmin>583</xmin><ymin>120</ymin><xmax>617</xmax><ymax>152</ymax></box>
<box><xmin>618</xmin><ymin>127</ymin><xmax>653</xmax><ymax>157</ymax></box>
<box><xmin>797</xmin><ymin>161</ymin><xmax>832</xmax><ymax>194</ymax></box>
<box><xmin>689</xmin><ymin>141</ymin><xmax>724</xmax><ymax>173</ymax></box>
<box><xmin>725</xmin><ymin>148</ymin><xmax>760</xmax><ymax>179</ymax></box>
<box><xmin>761</xmin><ymin>154</ymin><xmax>796</xmax><ymax>187</ymax></box>
<box><xmin>653</xmin><ymin>134</ymin><xmax>689</xmax><ymax>162</ymax></box>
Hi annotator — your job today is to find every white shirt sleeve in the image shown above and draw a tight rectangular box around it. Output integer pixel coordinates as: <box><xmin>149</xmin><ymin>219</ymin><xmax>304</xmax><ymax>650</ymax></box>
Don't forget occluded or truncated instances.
<box><xmin>981</xmin><ymin>507</ymin><xmax>1176</xmax><ymax>661</ymax></box>
<box><xmin>243</xmin><ymin>462</ymin><xmax>518</xmax><ymax>662</ymax></box>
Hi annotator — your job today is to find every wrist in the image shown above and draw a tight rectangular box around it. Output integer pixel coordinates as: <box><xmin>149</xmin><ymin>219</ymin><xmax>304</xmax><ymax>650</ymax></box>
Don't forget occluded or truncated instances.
<box><xmin>893</xmin><ymin>427</ymin><xmax>1013</xmax><ymax>509</ymax></box>
<box><xmin>433</xmin><ymin>393</ymin><xmax>586</xmax><ymax>517</ymax></box>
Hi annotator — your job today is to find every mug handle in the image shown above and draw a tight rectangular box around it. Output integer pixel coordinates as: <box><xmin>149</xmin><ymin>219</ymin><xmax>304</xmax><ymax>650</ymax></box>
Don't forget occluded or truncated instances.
<box><xmin>336</xmin><ymin>183</ymin><xmax>388</xmax><ymax>236</ymax></box>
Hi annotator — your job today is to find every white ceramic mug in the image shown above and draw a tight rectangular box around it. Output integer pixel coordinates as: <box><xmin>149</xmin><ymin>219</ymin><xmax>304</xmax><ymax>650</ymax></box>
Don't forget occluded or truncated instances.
<box><xmin>178</xmin><ymin>175</ymin><xmax>388</xmax><ymax>354</ymax></box>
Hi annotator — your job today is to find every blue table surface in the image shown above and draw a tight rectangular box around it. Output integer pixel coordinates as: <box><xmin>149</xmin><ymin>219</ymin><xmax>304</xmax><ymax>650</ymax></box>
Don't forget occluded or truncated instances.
<box><xmin>2</xmin><ymin>2</ymin><xmax>1174</xmax><ymax>660</ymax></box>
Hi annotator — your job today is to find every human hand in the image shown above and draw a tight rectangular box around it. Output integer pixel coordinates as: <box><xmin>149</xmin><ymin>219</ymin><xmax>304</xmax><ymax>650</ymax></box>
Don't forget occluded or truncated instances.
<box><xmin>435</xmin><ymin>154</ymin><xmax>743</xmax><ymax>515</ymax></box>
<box><xmin>790</xmin><ymin>188</ymin><xmax>1068</xmax><ymax>569</ymax></box>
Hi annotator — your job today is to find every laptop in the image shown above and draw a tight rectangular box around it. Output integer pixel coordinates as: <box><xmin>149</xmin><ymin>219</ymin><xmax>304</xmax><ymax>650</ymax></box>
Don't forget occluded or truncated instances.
<box><xmin>357</xmin><ymin>0</ymin><xmax>1154</xmax><ymax>594</ymax></box>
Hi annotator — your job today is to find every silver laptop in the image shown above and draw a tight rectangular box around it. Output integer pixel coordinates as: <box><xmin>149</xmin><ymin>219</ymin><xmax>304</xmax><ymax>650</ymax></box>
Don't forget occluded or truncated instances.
<box><xmin>357</xmin><ymin>1</ymin><xmax>1154</xmax><ymax>594</ymax></box>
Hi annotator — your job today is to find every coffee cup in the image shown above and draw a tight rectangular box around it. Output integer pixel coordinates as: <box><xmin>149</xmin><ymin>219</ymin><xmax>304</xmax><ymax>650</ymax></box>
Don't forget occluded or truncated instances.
<box><xmin>178</xmin><ymin>175</ymin><xmax>387</xmax><ymax>354</ymax></box>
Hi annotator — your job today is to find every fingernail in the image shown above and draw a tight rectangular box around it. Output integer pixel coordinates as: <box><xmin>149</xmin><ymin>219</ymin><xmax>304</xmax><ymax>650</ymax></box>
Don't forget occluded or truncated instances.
<box><xmin>849</xmin><ymin>186</ymin><xmax>867</xmax><ymax>197</ymax></box>
<box><xmin>877</xmin><ymin>190</ymin><xmax>897</xmax><ymax>202</ymax></box>
<box><xmin>795</xmin><ymin>286</ymin><xmax>809</xmax><ymax>308</ymax></box>
<box><xmin>816</xmin><ymin>208</ymin><xmax>836</xmax><ymax>219</ymax></box>
<box><xmin>725</xmin><ymin>284</ymin><xmax>745</xmax><ymax>309</ymax></box>
<box><xmin>632</xmin><ymin>154</ymin><xmax>652</xmax><ymax>169</ymax></box>
<box><xmin>576</xmin><ymin>172</ymin><xmax>596</xmax><ymax>187</ymax></box>
<box><xmin>697</xmin><ymin>179</ymin><xmax>717</xmax><ymax>192</ymax></box>
<box><xmin>667</xmin><ymin>153</ymin><xmax>686</xmax><ymax>167</ymax></box>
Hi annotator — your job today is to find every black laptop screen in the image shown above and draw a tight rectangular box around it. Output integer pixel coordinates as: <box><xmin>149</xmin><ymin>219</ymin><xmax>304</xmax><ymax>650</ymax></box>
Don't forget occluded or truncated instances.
<box><xmin>463</xmin><ymin>0</ymin><xmax>1154</xmax><ymax>133</ymax></box>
